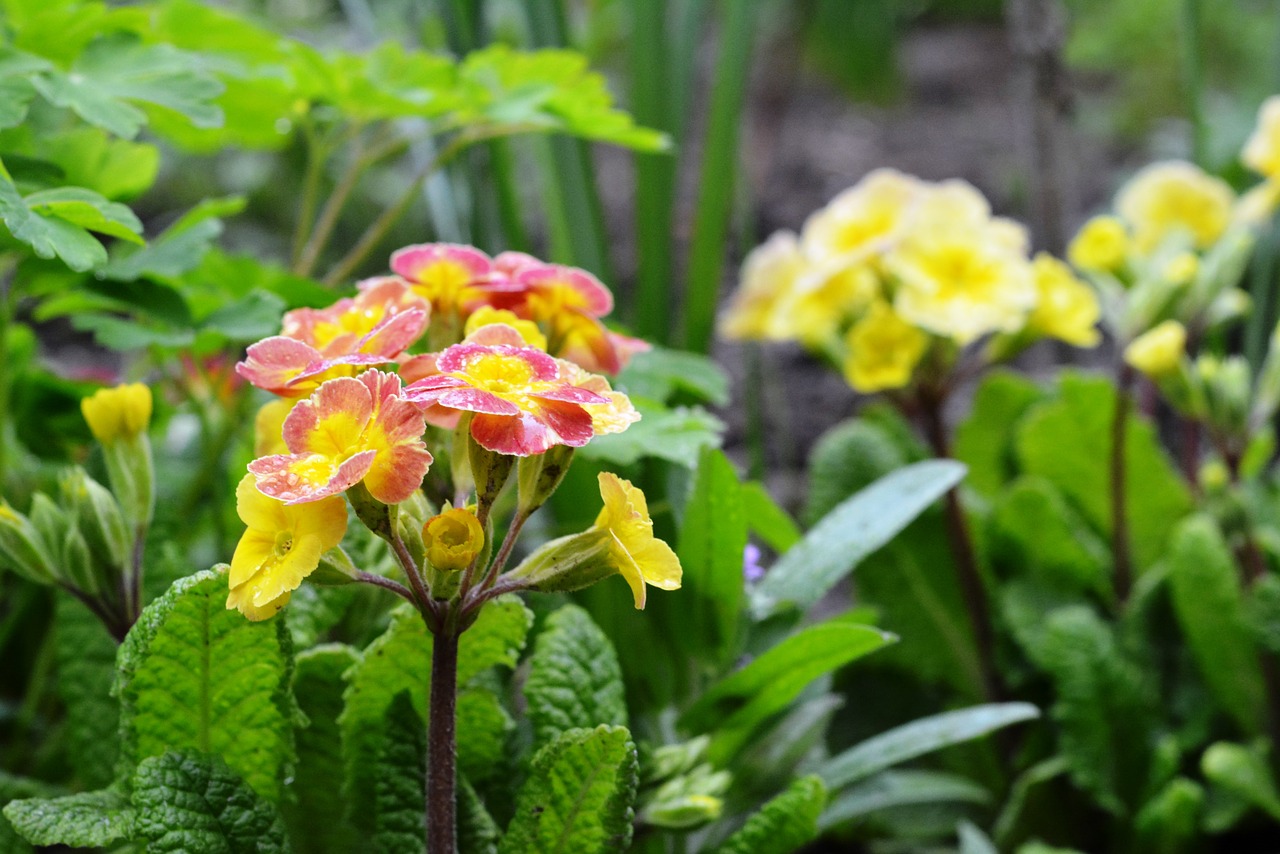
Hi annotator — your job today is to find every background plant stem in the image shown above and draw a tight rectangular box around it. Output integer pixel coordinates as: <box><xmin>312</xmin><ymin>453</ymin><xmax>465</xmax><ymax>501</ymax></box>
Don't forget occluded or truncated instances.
<box><xmin>427</xmin><ymin>623</ymin><xmax>459</xmax><ymax>854</ymax></box>
<box><xmin>1110</xmin><ymin>363</ymin><xmax>1135</xmax><ymax>605</ymax></box>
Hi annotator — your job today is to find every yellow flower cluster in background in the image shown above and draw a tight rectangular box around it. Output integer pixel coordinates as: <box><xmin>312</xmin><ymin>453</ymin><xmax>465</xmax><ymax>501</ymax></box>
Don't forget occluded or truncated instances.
<box><xmin>721</xmin><ymin>170</ymin><xmax>1098</xmax><ymax>394</ymax></box>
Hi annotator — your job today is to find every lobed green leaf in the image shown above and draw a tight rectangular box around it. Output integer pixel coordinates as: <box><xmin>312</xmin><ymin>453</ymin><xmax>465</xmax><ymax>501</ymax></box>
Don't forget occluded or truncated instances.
<box><xmin>524</xmin><ymin>604</ymin><xmax>627</xmax><ymax>744</ymax></box>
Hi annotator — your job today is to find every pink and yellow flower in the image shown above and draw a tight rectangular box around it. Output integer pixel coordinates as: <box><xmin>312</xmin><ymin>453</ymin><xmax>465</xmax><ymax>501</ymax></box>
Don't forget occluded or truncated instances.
<box><xmin>227</xmin><ymin>475</ymin><xmax>347</xmax><ymax>621</ymax></box>
<box><xmin>249</xmin><ymin>370</ymin><xmax>432</xmax><ymax>505</ymax></box>
<box><xmin>402</xmin><ymin>325</ymin><xmax>611</xmax><ymax>456</ymax></box>
<box><xmin>237</xmin><ymin>277</ymin><xmax>428</xmax><ymax>397</ymax></box>
<box><xmin>391</xmin><ymin>242</ymin><xmax>502</xmax><ymax>317</ymax></box>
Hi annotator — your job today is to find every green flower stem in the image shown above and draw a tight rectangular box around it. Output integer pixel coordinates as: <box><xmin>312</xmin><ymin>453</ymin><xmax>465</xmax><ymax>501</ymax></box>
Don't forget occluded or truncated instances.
<box><xmin>392</xmin><ymin>526</ymin><xmax>438</xmax><ymax>626</ymax></box>
<box><xmin>295</xmin><ymin>133</ymin><xmax>371</xmax><ymax>279</ymax></box>
<box><xmin>1110</xmin><ymin>363</ymin><xmax>1135</xmax><ymax>604</ymax></box>
<box><xmin>479</xmin><ymin>509</ymin><xmax>529</xmax><ymax>591</ymax></box>
<box><xmin>426</xmin><ymin>615</ymin><xmax>460</xmax><ymax>854</ymax></box>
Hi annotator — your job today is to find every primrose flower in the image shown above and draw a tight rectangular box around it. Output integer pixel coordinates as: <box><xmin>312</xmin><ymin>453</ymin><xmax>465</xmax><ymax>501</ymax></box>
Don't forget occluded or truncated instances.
<box><xmin>227</xmin><ymin>475</ymin><xmax>347</xmax><ymax>621</ymax></box>
<box><xmin>1116</xmin><ymin>162</ymin><xmax>1235</xmax><ymax>253</ymax></box>
<box><xmin>556</xmin><ymin>360</ymin><xmax>641</xmax><ymax>436</ymax></box>
<box><xmin>1244</xmin><ymin>96</ymin><xmax>1280</xmax><ymax>182</ymax></box>
<box><xmin>841</xmin><ymin>301</ymin><xmax>929</xmax><ymax>393</ymax></box>
<box><xmin>1068</xmin><ymin>215</ymin><xmax>1129</xmax><ymax>273</ymax></box>
<box><xmin>402</xmin><ymin>325</ymin><xmax>612</xmax><ymax>456</ymax></box>
<box><xmin>250</xmin><ymin>370</ymin><xmax>432</xmax><ymax>505</ymax></box>
<box><xmin>237</xmin><ymin>277</ymin><xmax>428</xmax><ymax>397</ymax></box>
<box><xmin>1163</xmin><ymin>252</ymin><xmax>1199</xmax><ymax>286</ymax></box>
<box><xmin>1125</xmin><ymin>320</ymin><xmax>1187</xmax><ymax>377</ymax></box>
<box><xmin>422</xmin><ymin>507</ymin><xmax>485</xmax><ymax>571</ymax></box>
<box><xmin>780</xmin><ymin>261</ymin><xmax>879</xmax><ymax>346</ymax></box>
<box><xmin>1026</xmin><ymin>254</ymin><xmax>1101</xmax><ymax>347</ymax></box>
<box><xmin>81</xmin><ymin>383</ymin><xmax>152</xmax><ymax>444</ymax></box>
<box><xmin>391</xmin><ymin>242</ymin><xmax>499</xmax><ymax>318</ymax></box>
<box><xmin>721</xmin><ymin>231</ymin><xmax>807</xmax><ymax>341</ymax></box>
<box><xmin>888</xmin><ymin>224</ymin><xmax>1037</xmax><ymax>344</ymax></box>
<box><xmin>594</xmin><ymin>472</ymin><xmax>682</xmax><ymax>609</ymax></box>
<box><xmin>800</xmin><ymin>168</ymin><xmax>921</xmax><ymax>263</ymax></box>
<box><xmin>253</xmin><ymin>398</ymin><xmax>294</xmax><ymax>457</ymax></box>
<box><xmin>465</xmin><ymin>306</ymin><xmax>548</xmax><ymax>350</ymax></box>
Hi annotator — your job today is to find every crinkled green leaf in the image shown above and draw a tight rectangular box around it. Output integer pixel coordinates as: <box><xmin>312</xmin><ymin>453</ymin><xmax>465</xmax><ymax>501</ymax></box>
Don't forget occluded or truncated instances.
<box><xmin>283</xmin><ymin>645</ymin><xmax>360</xmax><ymax>854</ymax></box>
<box><xmin>459</xmin><ymin>776</ymin><xmax>500</xmax><ymax>854</ymax></box>
<box><xmin>578</xmin><ymin>402</ymin><xmax>724</xmax><ymax>469</ymax></box>
<box><xmin>820</xmin><ymin>770</ymin><xmax>989</xmax><ymax>830</ymax></box>
<box><xmin>55</xmin><ymin>596</ymin><xmax>119</xmax><ymax>789</ymax></box>
<box><xmin>677</xmin><ymin>448</ymin><xmax>747</xmax><ymax>664</ymax></box>
<box><xmin>373</xmin><ymin>692</ymin><xmax>426</xmax><ymax>854</ymax></box>
<box><xmin>3</xmin><ymin>788</ymin><xmax>134</xmax><ymax>848</ymax></box>
<box><xmin>499</xmin><ymin>725</ymin><xmax>639</xmax><ymax>854</ymax></box>
<box><xmin>525</xmin><ymin>604</ymin><xmax>627</xmax><ymax>744</ymax></box>
<box><xmin>816</xmin><ymin>703</ymin><xmax>1040</xmax><ymax>791</ymax></box>
<box><xmin>615</xmin><ymin>347</ymin><xmax>730</xmax><ymax>406</ymax></box>
<box><xmin>683</xmin><ymin>620</ymin><xmax>895</xmax><ymax>762</ymax></box>
<box><xmin>803</xmin><ymin>418</ymin><xmax>908</xmax><ymax>526</ymax></box>
<box><xmin>988</xmin><ymin>477</ymin><xmax>1110</xmax><ymax>595</ymax></box>
<box><xmin>1168</xmin><ymin>515</ymin><xmax>1264</xmax><ymax>735</ymax></box>
<box><xmin>115</xmin><ymin>567</ymin><xmax>296</xmax><ymax>802</ymax></box>
<box><xmin>31</xmin><ymin>34</ymin><xmax>223</xmax><ymax>139</ymax></box>
<box><xmin>715</xmin><ymin>775</ymin><xmax>825</xmax><ymax>854</ymax></box>
<box><xmin>340</xmin><ymin>599</ymin><xmax>531</xmax><ymax>830</ymax></box>
<box><xmin>1015</xmin><ymin>371</ymin><xmax>1191</xmax><ymax>571</ymax></box>
<box><xmin>131</xmin><ymin>751</ymin><xmax>290</xmax><ymax>853</ymax></box>
<box><xmin>953</xmin><ymin>371</ymin><xmax>1046</xmax><ymax>501</ymax></box>
<box><xmin>752</xmin><ymin>460</ymin><xmax>967</xmax><ymax>618</ymax></box>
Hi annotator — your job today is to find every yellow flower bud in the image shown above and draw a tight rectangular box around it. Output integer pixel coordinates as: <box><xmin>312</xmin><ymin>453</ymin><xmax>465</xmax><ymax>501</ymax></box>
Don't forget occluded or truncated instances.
<box><xmin>1243</xmin><ymin>96</ymin><xmax>1280</xmax><ymax>182</ymax></box>
<box><xmin>81</xmin><ymin>383</ymin><xmax>152</xmax><ymax>444</ymax></box>
<box><xmin>1068</xmin><ymin>215</ymin><xmax>1128</xmax><ymax>272</ymax></box>
<box><xmin>422</xmin><ymin>507</ymin><xmax>485</xmax><ymax>571</ymax></box>
<box><xmin>1163</xmin><ymin>252</ymin><xmax>1199</xmax><ymax>285</ymax></box>
<box><xmin>1124</xmin><ymin>320</ymin><xmax>1186</xmax><ymax>377</ymax></box>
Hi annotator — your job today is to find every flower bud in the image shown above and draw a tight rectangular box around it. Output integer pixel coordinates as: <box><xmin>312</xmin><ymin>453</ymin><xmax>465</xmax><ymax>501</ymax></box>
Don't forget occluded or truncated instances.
<box><xmin>82</xmin><ymin>384</ymin><xmax>155</xmax><ymax>531</ymax></box>
<box><xmin>422</xmin><ymin>508</ymin><xmax>485</xmax><ymax>572</ymax></box>
<box><xmin>1124</xmin><ymin>321</ymin><xmax>1186</xmax><ymax>378</ymax></box>
<box><xmin>1068</xmin><ymin>215</ymin><xmax>1128</xmax><ymax>273</ymax></box>
<box><xmin>640</xmin><ymin>764</ymin><xmax>730</xmax><ymax>830</ymax></box>
<box><xmin>468</xmin><ymin>438</ymin><xmax>514</xmax><ymax>511</ymax></box>
<box><xmin>310</xmin><ymin>547</ymin><xmax>359</xmax><ymax>586</ymax></box>
<box><xmin>61</xmin><ymin>468</ymin><xmax>129</xmax><ymax>572</ymax></box>
<box><xmin>0</xmin><ymin>501</ymin><xmax>59</xmax><ymax>583</ymax></box>
<box><xmin>517</xmin><ymin>445</ymin><xmax>575</xmax><ymax>516</ymax></box>
<box><xmin>80</xmin><ymin>383</ymin><xmax>151</xmax><ymax>445</ymax></box>
<box><xmin>29</xmin><ymin>492</ymin><xmax>69</xmax><ymax>560</ymax></box>
<box><xmin>62</xmin><ymin>526</ymin><xmax>99</xmax><ymax>595</ymax></box>
<box><xmin>347</xmin><ymin>481</ymin><xmax>396</xmax><ymax>542</ymax></box>
<box><xmin>505</xmin><ymin>529</ymin><xmax>618</xmax><ymax>595</ymax></box>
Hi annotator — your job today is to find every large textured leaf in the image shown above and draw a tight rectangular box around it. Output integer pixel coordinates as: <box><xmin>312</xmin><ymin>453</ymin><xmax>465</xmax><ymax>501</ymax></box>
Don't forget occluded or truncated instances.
<box><xmin>578</xmin><ymin>402</ymin><xmax>723</xmax><ymax>469</ymax></box>
<box><xmin>3</xmin><ymin>788</ymin><xmax>134</xmax><ymax>848</ymax></box>
<box><xmin>1167</xmin><ymin>515</ymin><xmax>1265</xmax><ymax>735</ymax></box>
<box><xmin>131</xmin><ymin>751</ymin><xmax>290</xmax><ymax>853</ymax></box>
<box><xmin>283</xmin><ymin>645</ymin><xmax>360</xmax><ymax>854</ymax></box>
<box><xmin>820</xmin><ymin>770</ymin><xmax>990</xmax><ymax>830</ymax></box>
<box><xmin>752</xmin><ymin>460</ymin><xmax>967</xmax><ymax>618</ymax></box>
<box><xmin>499</xmin><ymin>725</ymin><xmax>638</xmax><ymax>854</ymax></box>
<box><xmin>988</xmin><ymin>477</ymin><xmax>1109</xmax><ymax>595</ymax></box>
<box><xmin>374</xmin><ymin>693</ymin><xmax>426</xmax><ymax>854</ymax></box>
<box><xmin>683</xmin><ymin>621</ymin><xmax>895</xmax><ymax>762</ymax></box>
<box><xmin>803</xmin><ymin>418</ymin><xmax>910</xmax><ymax>527</ymax></box>
<box><xmin>525</xmin><ymin>604</ymin><xmax>627</xmax><ymax>744</ymax></box>
<box><xmin>614</xmin><ymin>347</ymin><xmax>730</xmax><ymax>406</ymax></box>
<box><xmin>714</xmin><ymin>775</ymin><xmax>825</xmax><ymax>854</ymax></box>
<box><xmin>340</xmin><ymin>599</ymin><xmax>531</xmax><ymax>829</ymax></box>
<box><xmin>1015</xmin><ymin>371</ymin><xmax>1191</xmax><ymax>571</ymax></box>
<box><xmin>953</xmin><ymin>371</ymin><xmax>1046</xmax><ymax>501</ymax></box>
<box><xmin>55</xmin><ymin>596</ymin><xmax>119</xmax><ymax>788</ymax></box>
<box><xmin>677</xmin><ymin>449</ymin><xmax>747</xmax><ymax>664</ymax></box>
<box><xmin>115</xmin><ymin>567</ymin><xmax>296</xmax><ymax>802</ymax></box>
<box><xmin>816</xmin><ymin>703</ymin><xmax>1040</xmax><ymax>790</ymax></box>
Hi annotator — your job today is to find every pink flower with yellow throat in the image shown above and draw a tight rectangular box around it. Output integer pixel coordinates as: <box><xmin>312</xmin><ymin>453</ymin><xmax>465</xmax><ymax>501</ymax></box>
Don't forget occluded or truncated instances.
<box><xmin>237</xmin><ymin>277</ymin><xmax>428</xmax><ymax>397</ymax></box>
<box><xmin>391</xmin><ymin>243</ymin><xmax>514</xmax><ymax>319</ymax></box>
<box><xmin>402</xmin><ymin>324</ymin><xmax>613</xmax><ymax>456</ymax></box>
<box><xmin>249</xmin><ymin>370</ymin><xmax>432</xmax><ymax>504</ymax></box>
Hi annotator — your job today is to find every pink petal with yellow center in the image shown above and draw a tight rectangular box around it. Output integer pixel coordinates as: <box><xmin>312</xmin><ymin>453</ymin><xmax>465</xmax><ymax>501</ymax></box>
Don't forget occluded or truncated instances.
<box><xmin>397</xmin><ymin>353</ymin><xmax>440</xmax><ymax>386</ymax></box>
<box><xmin>355</xmin><ymin>308</ymin><xmax>428</xmax><ymax>358</ymax></box>
<box><xmin>493</xmin><ymin>250</ymin><xmax>541</xmax><ymax>276</ymax></box>
<box><xmin>516</xmin><ymin>264</ymin><xmax>614</xmax><ymax>317</ymax></box>
<box><xmin>237</xmin><ymin>337</ymin><xmax>326</xmax><ymax>396</ymax></box>
<box><xmin>461</xmin><ymin>323</ymin><xmax>531</xmax><ymax>349</ymax></box>
<box><xmin>530</xmin><ymin>398</ymin><xmax>597</xmax><ymax>447</ymax></box>
<box><xmin>436</xmin><ymin>387</ymin><xmax>522</xmax><ymax>416</ymax></box>
<box><xmin>250</xmin><ymin>449</ymin><xmax>377</xmax><ymax>503</ymax></box>
<box><xmin>282</xmin><ymin>376</ymin><xmax>373</xmax><ymax>456</ymax></box>
<box><xmin>440</xmin><ymin>343</ymin><xmax>561</xmax><ymax>383</ymax></box>
<box><xmin>470</xmin><ymin>411</ymin><xmax>561</xmax><ymax>456</ymax></box>
<box><xmin>533</xmin><ymin>384</ymin><xmax>610</xmax><ymax>406</ymax></box>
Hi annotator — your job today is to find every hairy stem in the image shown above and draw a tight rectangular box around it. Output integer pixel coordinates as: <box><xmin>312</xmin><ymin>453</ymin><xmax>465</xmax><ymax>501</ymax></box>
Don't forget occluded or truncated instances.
<box><xmin>427</xmin><ymin>622</ymin><xmax>459</xmax><ymax>854</ymax></box>
<box><xmin>355</xmin><ymin>570</ymin><xmax>417</xmax><ymax>605</ymax></box>
<box><xmin>1111</xmin><ymin>363</ymin><xmax>1135</xmax><ymax>605</ymax></box>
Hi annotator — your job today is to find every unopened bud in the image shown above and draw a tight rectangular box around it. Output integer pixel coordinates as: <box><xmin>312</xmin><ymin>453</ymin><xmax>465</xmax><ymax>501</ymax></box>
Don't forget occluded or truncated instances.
<box><xmin>311</xmin><ymin>547</ymin><xmax>359</xmax><ymax>586</ymax></box>
<box><xmin>517</xmin><ymin>445</ymin><xmax>575</xmax><ymax>516</ymax></box>
<box><xmin>62</xmin><ymin>526</ymin><xmax>98</xmax><ymax>595</ymax></box>
<box><xmin>505</xmin><ymin>529</ymin><xmax>617</xmax><ymax>595</ymax></box>
<box><xmin>81</xmin><ymin>383</ymin><xmax>151</xmax><ymax>445</ymax></box>
<box><xmin>0</xmin><ymin>501</ymin><xmax>58</xmax><ymax>583</ymax></box>
<box><xmin>422</xmin><ymin>508</ymin><xmax>485</xmax><ymax>572</ymax></box>
<box><xmin>62</xmin><ymin>469</ymin><xmax>128</xmax><ymax>571</ymax></box>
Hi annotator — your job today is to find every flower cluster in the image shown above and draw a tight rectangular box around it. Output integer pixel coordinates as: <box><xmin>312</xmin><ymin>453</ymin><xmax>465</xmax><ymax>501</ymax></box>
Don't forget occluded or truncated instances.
<box><xmin>226</xmin><ymin>244</ymin><xmax>674</xmax><ymax>621</ymax></box>
<box><xmin>721</xmin><ymin>170</ymin><xmax>1100</xmax><ymax>393</ymax></box>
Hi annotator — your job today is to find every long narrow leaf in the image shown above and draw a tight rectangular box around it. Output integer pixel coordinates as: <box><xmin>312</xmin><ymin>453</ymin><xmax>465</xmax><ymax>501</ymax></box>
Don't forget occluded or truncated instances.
<box><xmin>819</xmin><ymin>771</ymin><xmax>990</xmax><ymax>831</ymax></box>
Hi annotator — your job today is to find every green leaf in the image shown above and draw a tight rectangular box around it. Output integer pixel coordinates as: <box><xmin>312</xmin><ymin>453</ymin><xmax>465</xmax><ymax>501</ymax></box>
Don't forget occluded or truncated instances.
<box><xmin>24</xmin><ymin>187</ymin><xmax>143</xmax><ymax>244</ymax></box>
<box><xmin>459</xmin><ymin>777</ymin><xmax>500</xmax><ymax>854</ymax></box>
<box><xmin>958</xmin><ymin>820</ymin><xmax>1000</xmax><ymax>854</ymax></box>
<box><xmin>373</xmin><ymin>693</ymin><xmax>426</xmax><ymax>854</ymax></box>
<box><xmin>741</xmin><ymin>481</ymin><xmax>801</xmax><ymax>553</ymax></box>
<box><xmin>1133</xmin><ymin>777</ymin><xmax>1203</xmax><ymax>854</ymax></box>
<box><xmin>820</xmin><ymin>770</ymin><xmax>990</xmax><ymax>830</ymax></box>
<box><xmin>683</xmin><ymin>620</ymin><xmax>895</xmax><ymax>762</ymax></box>
<box><xmin>284</xmin><ymin>645</ymin><xmax>360</xmax><ymax>854</ymax></box>
<box><xmin>115</xmin><ymin>567</ymin><xmax>296</xmax><ymax>803</ymax></box>
<box><xmin>578</xmin><ymin>402</ymin><xmax>723</xmax><ymax>469</ymax></box>
<box><xmin>803</xmin><ymin>417</ymin><xmax>909</xmax><ymax>527</ymax></box>
<box><xmin>31</xmin><ymin>34</ymin><xmax>224</xmax><ymax>139</ymax></box>
<box><xmin>54</xmin><ymin>596</ymin><xmax>119</xmax><ymax>788</ymax></box>
<box><xmin>1201</xmin><ymin>741</ymin><xmax>1280</xmax><ymax>821</ymax></box>
<box><xmin>988</xmin><ymin>477</ymin><xmax>1110</xmax><ymax>595</ymax></box>
<box><xmin>3</xmin><ymin>788</ymin><xmax>134</xmax><ymax>848</ymax></box>
<box><xmin>953</xmin><ymin>371</ymin><xmax>1046</xmax><ymax>501</ymax></box>
<box><xmin>101</xmin><ymin>196</ymin><xmax>244</xmax><ymax>282</ymax></box>
<box><xmin>131</xmin><ymin>751</ymin><xmax>290</xmax><ymax>853</ymax></box>
<box><xmin>26</xmin><ymin>126</ymin><xmax>159</xmax><ymax>200</ymax></box>
<box><xmin>615</xmin><ymin>347</ymin><xmax>730</xmax><ymax>406</ymax></box>
<box><xmin>499</xmin><ymin>725</ymin><xmax>639</xmax><ymax>854</ymax></box>
<box><xmin>200</xmin><ymin>290</ymin><xmax>287</xmax><ymax>343</ymax></box>
<box><xmin>1167</xmin><ymin>515</ymin><xmax>1264</xmax><ymax>735</ymax></box>
<box><xmin>714</xmin><ymin>775</ymin><xmax>825</xmax><ymax>854</ymax></box>
<box><xmin>525</xmin><ymin>604</ymin><xmax>627</xmax><ymax>744</ymax></box>
<box><xmin>677</xmin><ymin>448</ymin><xmax>747</xmax><ymax>664</ymax></box>
<box><xmin>340</xmin><ymin>599</ymin><xmax>531</xmax><ymax>830</ymax></box>
<box><xmin>752</xmin><ymin>460</ymin><xmax>967</xmax><ymax>618</ymax></box>
<box><xmin>1015</xmin><ymin>371</ymin><xmax>1191</xmax><ymax>571</ymax></box>
<box><xmin>816</xmin><ymin>703</ymin><xmax>1040</xmax><ymax>791</ymax></box>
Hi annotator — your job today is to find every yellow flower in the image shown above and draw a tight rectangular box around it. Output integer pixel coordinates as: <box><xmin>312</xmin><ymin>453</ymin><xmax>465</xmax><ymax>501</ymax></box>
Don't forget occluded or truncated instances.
<box><xmin>227</xmin><ymin>475</ymin><xmax>347</xmax><ymax>620</ymax></box>
<box><xmin>888</xmin><ymin>224</ymin><xmax>1037</xmax><ymax>344</ymax></box>
<box><xmin>776</xmin><ymin>260</ymin><xmax>879</xmax><ymax>345</ymax></box>
<box><xmin>720</xmin><ymin>231</ymin><xmax>807</xmax><ymax>341</ymax></box>
<box><xmin>1163</xmin><ymin>252</ymin><xmax>1199</xmax><ymax>286</ymax></box>
<box><xmin>1124</xmin><ymin>320</ymin><xmax>1186</xmax><ymax>377</ymax></box>
<box><xmin>81</xmin><ymin>383</ymin><xmax>152</xmax><ymax>444</ymax></box>
<box><xmin>801</xmin><ymin>169</ymin><xmax>921</xmax><ymax>264</ymax></box>
<box><xmin>595</xmin><ymin>472</ymin><xmax>681</xmax><ymax>609</ymax></box>
<box><xmin>464</xmin><ymin>306</ymin><xmax>548</xmax><ymax>351</ymax></box>
<box><xmin>1068</xmin><ymin>215</ymin><xmax>1129</xmax><ymax>272</ymax></box>
<box><xmin>1116</xmin><ymin>161</ymin><xmax>1235</xmax><ymax>252</ymax></box>
<box><xmin>1243</xmin><ymin>96</ymin><xmax>1280</xmax><ymax>181</ymax></box>
<box><xmin>253</xmin><ymin>399</ymin><xmax>294</xmax><ymax>457</ymax></box>
<box><xmin>1235</xmin><ymin>181</ymin><xmax>1280</xmax><ymax>227</ymax></box>
<box><xmin>422</xmin><ymin>507</ymin><xmax>484</xmax><ymax>571</ymax></box>
<box><xmin>910</xmin><ymin>179</ymin><xmax>996</xmax><ymax>234</ymax></box>
<box><xmin>1027</xmin><ymin>254</ymin><xmax>1101</xmax><ymax>347</ymax></box>
<box><xmin>841</xmin><ymin>301</ymin><xmax>929</xmax><ymax>392</ymax></box>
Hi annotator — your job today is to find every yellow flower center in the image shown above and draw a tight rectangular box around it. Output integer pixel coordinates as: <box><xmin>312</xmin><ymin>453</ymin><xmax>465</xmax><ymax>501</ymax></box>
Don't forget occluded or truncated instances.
<box><xmin>272</xmin><ymin>530</ymin><xmax>294</xmax><ymax>558</ymax></box>
<box><xmin>464</xmin><ymin>353</ymin><xmax>539</xmax><ymax>397</ymax></box>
